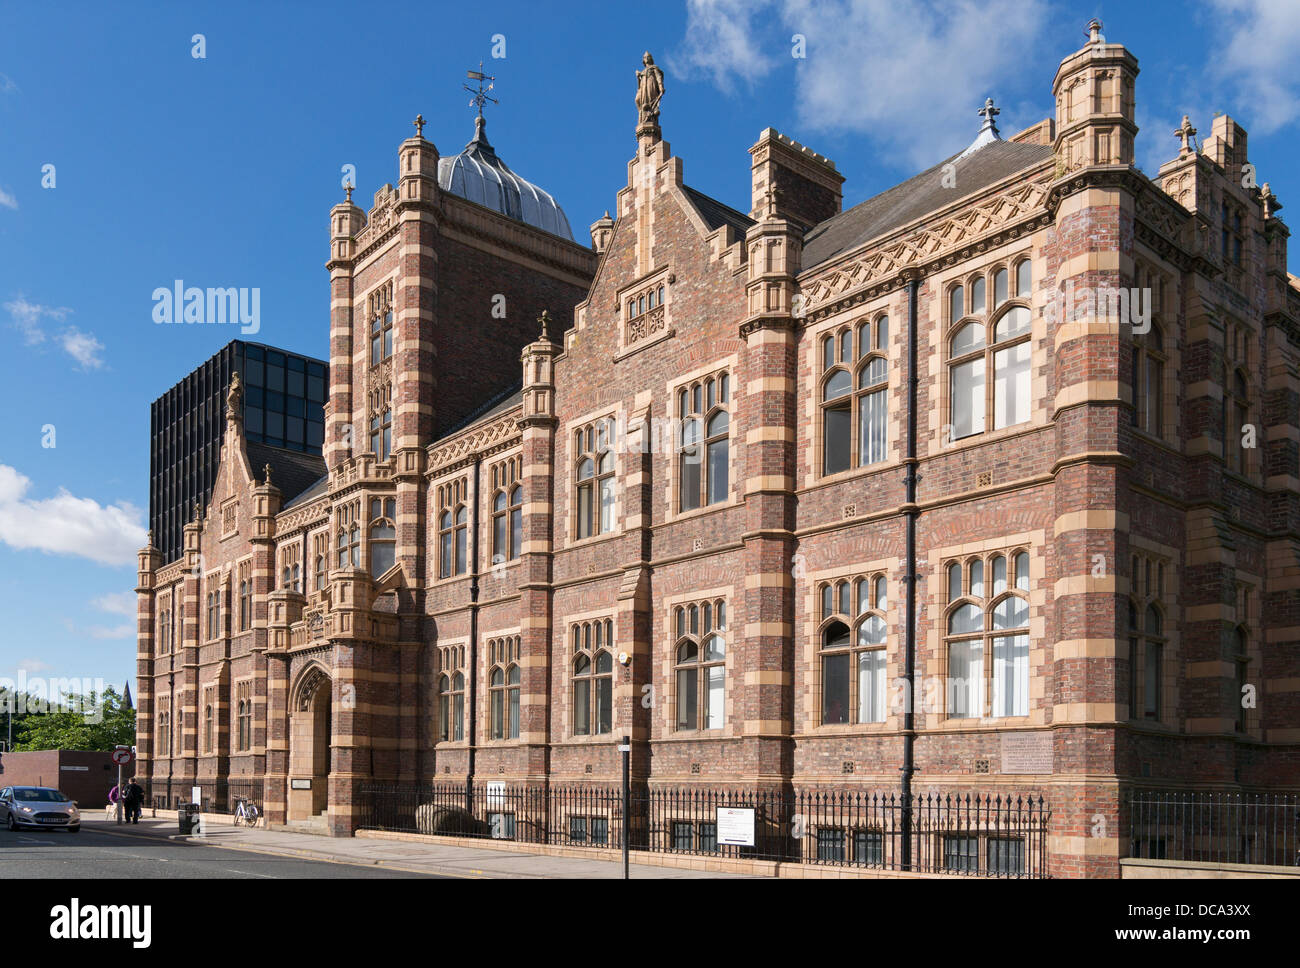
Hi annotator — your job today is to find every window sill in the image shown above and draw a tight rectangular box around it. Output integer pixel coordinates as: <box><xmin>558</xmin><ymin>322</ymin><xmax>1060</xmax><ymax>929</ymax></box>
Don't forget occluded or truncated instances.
<box><xmin>666</xmin><ymin>497</ymin><xmax>739</xmax><ymax>526</ymax></box>
<box><xmin>564</xmin><ymin>529</ymin><xmax>623</xmax><ymax>552</ymax></box>
<box><xmin>942</xmin><ymin>419</ymin><xmax>1040</xmax><ymax>453</ymax></box>
<box><xmin>665</xmin><ymin>728</ymin><xmax>728</xmax><ymax>738</ymax></box>
<box><xmin>1128</xmin><ymin>426</ymin><xmax>1177</xmax><ymax>455</ymax></box>
<box><xmin>559</xmin><ymin>733</ymin><xmax>620</xmax><ymax>745</ymax></box>
<box><xmin>810</xmin><ymin>721</ymin><xmax>891</xmax><ymax>733</ymax></box>
<box><xmin>935</xmin><ymin>715</ymin><xmax>1032</xmax><ymax>727</ymax></box>
<box><xmin>808</xmin><ymin>458</ymin><xmax>899</xmax><ymax>492</ymax></box>
<box><xmin>429</xmin><ymin>572</ymin><xmax>473</xmax><ymax>588</ymax></box>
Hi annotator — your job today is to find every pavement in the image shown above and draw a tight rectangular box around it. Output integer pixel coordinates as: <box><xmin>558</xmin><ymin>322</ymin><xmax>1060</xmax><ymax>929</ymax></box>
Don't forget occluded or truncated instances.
<box><xmin>76</xmin><ymin>817</ymin><xmax>751</xmax><ymax>878</ymax></box>
<box><xmin>2</xmin><ymin>821</ymin><xmax>434</xmax><ymax>879</ymax></box>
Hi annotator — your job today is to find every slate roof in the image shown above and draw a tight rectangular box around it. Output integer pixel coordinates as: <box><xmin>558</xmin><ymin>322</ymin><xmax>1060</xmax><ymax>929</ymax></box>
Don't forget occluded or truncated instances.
<box><xmin>683</xmin><ymin>185</ymin><xmax>755</xmax><ymax>237</ymax></box>
<box><xmin>435</xmin><ymin>383</ymin><xmax>524</xmax><ymax>443</ymax></box>
<box><xmin>281</xmin><ymin>470</ymin><xmax>329</xmax><ymax>511</ymax></box>
<box><xmin>801</xmin><ymin>140</ymin><xmax>1054</xmax><ymax>270</ymax></box>
<box><xmin>247</xmin><ymin>441</ymin><xmax>326</xmax><ymax>508</ymax></box>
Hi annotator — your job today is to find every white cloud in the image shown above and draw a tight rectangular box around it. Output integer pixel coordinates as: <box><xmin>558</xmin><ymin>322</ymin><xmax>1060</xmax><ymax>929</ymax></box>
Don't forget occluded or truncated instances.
<box><xmin>670</xmin><ymin>0</ymin><xmax>780</xmax><ymax>92</ymax></box>
<box><xmin>5</xmin><ymin>297</ymin><xmax>106</xmax><ymax>369</ymax></box>
<box><xmin>1210</xmin><ymin>0</ymin><xmax>1300</xmax><ymax>134</ymax></box>
<box><xmin>670</xmin><ymin>0</ymin><xmax>1051</xmax><ymax>168</ymax></box>
<box><xmin>0</xmin><ymin>188</ymin><xmax>16</xmax><ymax>210</ymax></box>
<box><xmin>16</xmin><ymin>657</ymin><xmax>53</xmax><ymax>675</ymax></box>
<box><xmin>0</xmin><ymin>464</ymin><xmax>147</xmax><ymax>567</ymax></box>
<box><xmin>61</xmin><ymin>327</ymin><xmax>105</xmax><ymax>370</ymax></box>
<box><xmin>0</xmin><ymin>73</ymin><xmax>16</xmax><ymax>94</ymax></box>
<box><xmin>6</xmin><ymin>296</ymin><xmax>68</xmax><ymax>345</ymax></box>
<box><xmin>92</xmin><ymin>591</ymin><xmax>137</xmax><ymax>617</ymax></box>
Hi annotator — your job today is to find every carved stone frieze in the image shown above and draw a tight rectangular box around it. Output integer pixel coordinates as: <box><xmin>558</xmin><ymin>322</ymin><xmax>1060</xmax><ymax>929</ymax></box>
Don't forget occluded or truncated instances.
<box><xmin>428</xmin><ymin>411</ymin><xmax>522</xmax><ymax>475</ymax></box>
<box><xmin>800</xmin><ymin>179</ymin><xmax>1051</xmax><ymax>317</ymax></box>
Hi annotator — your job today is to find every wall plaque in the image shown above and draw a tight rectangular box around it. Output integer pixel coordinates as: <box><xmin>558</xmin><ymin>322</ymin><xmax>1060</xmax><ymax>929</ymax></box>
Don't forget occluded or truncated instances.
<box><xmin>1000</xmin><ymin>732</ymin><xmax>1053</xmax><ymax>774</ymax></box>
<box><xmin>291</xmin><ymin>778</ymin><xmax>312</xmax><ymax>790</ymax></box>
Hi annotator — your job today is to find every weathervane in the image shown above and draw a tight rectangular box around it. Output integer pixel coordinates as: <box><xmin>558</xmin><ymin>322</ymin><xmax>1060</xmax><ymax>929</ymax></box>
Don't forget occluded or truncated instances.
<box><xmin>465</xmin><ymin>62</ymin><xmax>498</xmax><ymax>119</ymax></box>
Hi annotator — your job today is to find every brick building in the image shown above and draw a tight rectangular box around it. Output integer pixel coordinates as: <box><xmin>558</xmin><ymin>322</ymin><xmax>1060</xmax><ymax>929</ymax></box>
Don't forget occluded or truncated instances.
<box><xmin>136</xmin><ymin>26</ymin><xmax>1299</xmax><ymax>877</ymax></box>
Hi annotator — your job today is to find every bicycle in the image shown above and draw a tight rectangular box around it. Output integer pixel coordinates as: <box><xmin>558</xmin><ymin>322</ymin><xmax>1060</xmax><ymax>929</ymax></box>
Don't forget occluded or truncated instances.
<box><xmin>232</xmin><ymin>796</ymin><xmax>260</xmax><ymax>827</ymax></box>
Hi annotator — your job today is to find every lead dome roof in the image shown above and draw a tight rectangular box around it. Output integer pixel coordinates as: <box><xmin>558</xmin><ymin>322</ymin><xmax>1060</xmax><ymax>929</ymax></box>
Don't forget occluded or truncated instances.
<box><xmin>437</xmin><ymin>116</ymin><xmax>574</xmax><ymax>241</ymax></box>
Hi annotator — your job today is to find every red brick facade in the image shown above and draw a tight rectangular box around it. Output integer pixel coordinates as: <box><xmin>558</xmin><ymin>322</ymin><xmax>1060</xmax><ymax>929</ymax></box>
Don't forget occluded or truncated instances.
<box><xmin>136</xmin><ymin>31</ymin><xmax>1300</xmax><ymax>877</ymax></box>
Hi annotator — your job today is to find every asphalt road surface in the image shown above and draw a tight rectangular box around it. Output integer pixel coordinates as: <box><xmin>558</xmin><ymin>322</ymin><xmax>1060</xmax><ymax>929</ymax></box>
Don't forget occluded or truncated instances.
<box><xmin>1</xmin><ymin>823</ymin><xmax>438</xmax><ymax>878</ymax></box>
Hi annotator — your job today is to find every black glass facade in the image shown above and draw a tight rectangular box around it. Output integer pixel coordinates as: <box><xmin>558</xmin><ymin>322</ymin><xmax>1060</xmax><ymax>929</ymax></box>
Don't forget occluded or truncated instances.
<box><xmin>149</xmin><ymin>340</ymin><xmax>327</xmax><ymax>562</ymax></box>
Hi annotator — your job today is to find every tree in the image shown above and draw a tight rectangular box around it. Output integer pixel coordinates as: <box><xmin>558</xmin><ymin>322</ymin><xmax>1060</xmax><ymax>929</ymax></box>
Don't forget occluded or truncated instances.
<box><xmin>13</xmin><ymin>688</ymin><xmax>136</xmax><ymax>752</ymax></box>
<box><xmin>0</xmin><ymin>688</ymin><xmax>41</xmax><ymax>751</ymax></box>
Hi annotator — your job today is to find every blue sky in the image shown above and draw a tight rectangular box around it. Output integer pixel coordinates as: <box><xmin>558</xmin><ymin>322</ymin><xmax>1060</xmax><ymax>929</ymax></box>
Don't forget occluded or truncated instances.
<box><xmin>1</xmin><ymin>0</ymin><xmax>1297</xmax><ymax>701</ymax></box>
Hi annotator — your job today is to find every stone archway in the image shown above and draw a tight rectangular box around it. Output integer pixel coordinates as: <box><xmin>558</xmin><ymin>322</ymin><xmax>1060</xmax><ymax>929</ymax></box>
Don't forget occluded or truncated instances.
<box><xmin>289</xmin><ymin>665</ymin><xmax>331</xmax><ymax>822</ymax></box>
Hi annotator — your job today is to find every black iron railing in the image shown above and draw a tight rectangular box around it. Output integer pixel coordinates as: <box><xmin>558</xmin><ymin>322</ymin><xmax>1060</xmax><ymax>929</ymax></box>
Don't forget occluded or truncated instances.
<box><xmin>142</xmin><ymin>777</ymin><xmax>264</xmax><ymax>813</ymax></box>
<box><xmin>358</xmin><ymin>782</ymin><xmax>1050</xmax><ymax>877</ymax></box>
<box><xmin>1128</xmin><ymin>790</ymin><xmax>1300</xmax><ymax>867</ymax></box>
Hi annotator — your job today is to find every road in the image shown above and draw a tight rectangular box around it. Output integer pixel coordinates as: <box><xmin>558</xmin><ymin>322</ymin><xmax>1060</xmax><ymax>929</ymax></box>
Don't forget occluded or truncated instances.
<box><xmin>0</xmin><ymin>823</ymin><xmax>439</xmax><ymax>878</ymax></box>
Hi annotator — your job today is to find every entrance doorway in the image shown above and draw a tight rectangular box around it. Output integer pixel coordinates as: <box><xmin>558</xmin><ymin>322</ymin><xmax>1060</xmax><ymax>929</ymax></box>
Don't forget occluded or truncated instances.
<box><xmin>289</xmin><ymin>666</ymin><xmax>331</xmax><ymax>821</ymax></box>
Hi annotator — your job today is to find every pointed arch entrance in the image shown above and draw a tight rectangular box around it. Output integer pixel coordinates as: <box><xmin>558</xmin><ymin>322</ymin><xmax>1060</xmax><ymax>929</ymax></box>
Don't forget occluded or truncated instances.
<box><xmin>289</xmin><ymin>664</ymin><xmax>332</xmax><ymax>821</ymax></box>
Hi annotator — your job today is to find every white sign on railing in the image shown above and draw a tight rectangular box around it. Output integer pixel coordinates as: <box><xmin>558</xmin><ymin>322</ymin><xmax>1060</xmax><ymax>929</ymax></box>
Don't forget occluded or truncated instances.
<box><xmin>716</xmin><ymin>807</ymin><xmax>755</xmax><ymax>847</ymax></box>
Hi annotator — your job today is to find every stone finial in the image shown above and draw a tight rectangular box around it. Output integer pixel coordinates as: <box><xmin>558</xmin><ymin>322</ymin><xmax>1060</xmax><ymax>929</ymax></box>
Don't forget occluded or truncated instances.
<box><xmin>1262</xmin><ymin>183</ymin><xmax>1282</xmax><ymax>219</ymax></box>
<box><xmin>1175</xmin><ymin>115</ymin><xmax>1198</xmax><ymax>157</ymax></box>
<box><xmin>344</xmin><ymin>183</ymin><xmax>354</xmax><ymax>203</ymax></box>
<box><xmin>413</xmin><ymin>114</ymin><xmax>426</xmax><ymax>138</ymax></box>
<box><xmin>958</xmin><ymin>97</ymin><xmax>1003</xmax><ymax>159</ymax></box>
<box><xmin>192</xmin><ymin>500</ymin><xmax>202</xmax><ymax>524</ymax></box>
<box><xmin>978</xmin><ymin>97</ymin><xmax>1001</xmax><ymax>129</ymax></box>
<box><xmin>146</xmin><ymin>529</ymin><xmax>154</xmax><ymax>548</ymax></box>
<box><xmin>538</xmin><ymin>309</ymin><xmax>554</xmax><ymax>342</ymax></box>
<box><xmin>264</xmin><ymin>463</ymin><xmax>273</xmax><ymax>487</ymax></box>
<box><xmin>1087</xmin><ymin>18</ymin><xmax>1103</xmax><ymax>44</ymax></box>
<box><xmin>635</xmin><ymin>51</ymin><xmax>665</xmax><ymax>135</ymax></box>
<box><xmin>763</xmin><ymin>183</ymin><xmax>783</xmax><ymax>220</ymax></box>
<box><xmin>589</xmin><ymin>211</ymin><xmax>615</xmax><ymax>254</ymax></box>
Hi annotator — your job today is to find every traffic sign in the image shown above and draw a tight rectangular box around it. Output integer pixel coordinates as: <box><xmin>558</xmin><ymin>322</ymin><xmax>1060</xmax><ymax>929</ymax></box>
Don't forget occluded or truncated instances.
<box><xmin>111</xmin><ymin>748</ymin><xmax>134</xmax><ymax>765</ymax></box>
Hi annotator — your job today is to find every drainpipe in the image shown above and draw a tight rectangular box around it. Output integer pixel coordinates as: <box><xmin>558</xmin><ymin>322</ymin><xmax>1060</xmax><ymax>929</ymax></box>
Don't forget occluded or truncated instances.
<box><xmin>466</xmin><ymin>457</ymin><xmax>482</xmax><ymax>816</ymax></box>
<box><xmin>901</xmin><ymin>276</ymin><xmax>920</xmax><ymax>870</ymax></box>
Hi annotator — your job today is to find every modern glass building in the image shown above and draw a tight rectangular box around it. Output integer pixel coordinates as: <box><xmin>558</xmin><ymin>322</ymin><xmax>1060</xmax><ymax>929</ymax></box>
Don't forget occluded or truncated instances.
<box><xmin>149</xmin><ymin>340</ymin><xmax>327</xmax><ymax>562</ymax></box>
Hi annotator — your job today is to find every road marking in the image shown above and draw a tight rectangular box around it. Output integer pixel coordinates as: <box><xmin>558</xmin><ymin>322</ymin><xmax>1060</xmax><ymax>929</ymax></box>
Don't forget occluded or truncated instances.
<box><xmin>222</xmin><ymin>868</ymin><xmax>276</xmax><ymax>878</ymax></box>
<box><xmin>16</xmin><ymin>837</ymin><xmax>57</xmax><ymax>845</ymax></box>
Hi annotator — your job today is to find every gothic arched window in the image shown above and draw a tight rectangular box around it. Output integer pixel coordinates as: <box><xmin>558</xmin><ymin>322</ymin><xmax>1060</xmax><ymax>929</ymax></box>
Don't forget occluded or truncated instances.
<box><xmin>818</xmin><ymin>574</ymin><xmax>889</xmax><ymax>724</ymax></box>
<box><xmin>674</xmin><ymin>600</ymin><xmax>726</xmax><ymax>730</ymax></box>
<box><xmin>679</xmin><ymin>373</ymin><xmax>730</xmax><ymax>509</ymax></box>
<box><xmin>945</xmin><ymin>551</ymin><xmax>1031</xmax><ymax>718</ymax></box>
<box><xmin>575</xmin><ymin>419</ymin><xmax>616</xmax><ymax>539</ymax></box>
<box><xmin>368</xmin><ymin>498</ymin><xmax>396</xmax><ymax>578</ymax></box>
<box><xmin>821</xmin><ymin>317</ymin><xmax>889</xmax><ymax>474</ymax></box>
<box><xmin>571</xmin><ymin>620</ymin><xmax>613</xmax><ymax>736</ymax></box>
<box><xmin>948</xmin><ymin>261</ymin><xmax>1032</xmax><ymax>440</ymax></box>
<box><xmin>1132</xmin><ymin>324</ymin><xmax>1166</xmax><ymax>437</ymax></box>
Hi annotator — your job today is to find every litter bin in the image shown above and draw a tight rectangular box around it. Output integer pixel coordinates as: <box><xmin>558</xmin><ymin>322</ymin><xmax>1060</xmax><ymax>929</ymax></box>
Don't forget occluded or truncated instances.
<box><xmin>179</xmin><ymin>802</ymin><xmax>200</xmax><ymax>835</ymax></box>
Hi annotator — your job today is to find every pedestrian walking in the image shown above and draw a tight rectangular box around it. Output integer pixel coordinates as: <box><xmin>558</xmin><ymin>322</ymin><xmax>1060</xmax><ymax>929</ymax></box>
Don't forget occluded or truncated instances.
<box><xmin>125</xmin><ymin>778</ymin><xmax>144</xmax><ymax>824</ymax></box>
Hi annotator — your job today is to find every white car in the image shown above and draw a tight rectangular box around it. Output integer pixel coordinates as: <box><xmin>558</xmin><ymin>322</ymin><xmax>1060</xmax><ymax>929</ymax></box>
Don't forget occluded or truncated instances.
<box><xmin>0</xmin><ymin>786</ymin><xmax>81</xmax><ymax>832</ymax></box>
